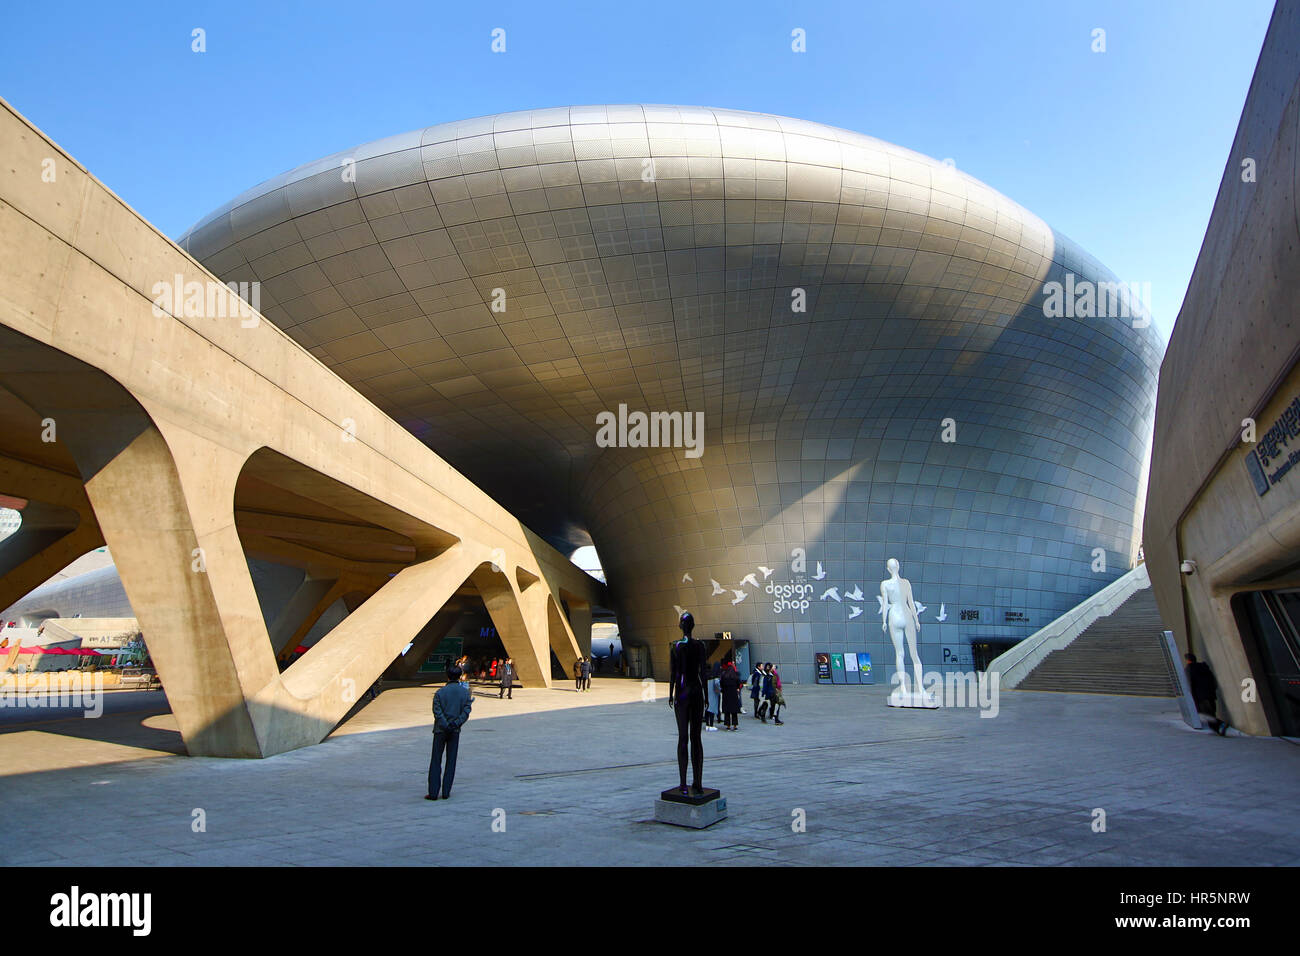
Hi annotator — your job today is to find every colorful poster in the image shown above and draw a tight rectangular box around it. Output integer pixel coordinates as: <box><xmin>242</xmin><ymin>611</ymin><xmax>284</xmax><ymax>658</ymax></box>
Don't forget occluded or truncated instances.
<box><xmin>830</xmin><ymin>653</ymin><xmax>846</xmax><ymax>684</ymax></box>
<box><xmin>857</xmin><ymin>652</ymin><xmax>873</xmax><ymax>683</ymax></box>
<box><xmin>814</xmin><ymin>652</ymin><xmax>832</xmax><ymax>683</ymax></box>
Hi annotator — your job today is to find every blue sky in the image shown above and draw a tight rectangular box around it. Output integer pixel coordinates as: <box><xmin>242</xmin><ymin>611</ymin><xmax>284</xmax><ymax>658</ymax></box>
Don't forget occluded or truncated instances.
<box><xmin>0</xmin><ymin>0</ymin><xmax>1276</xmax><ymax>340</ymax></box>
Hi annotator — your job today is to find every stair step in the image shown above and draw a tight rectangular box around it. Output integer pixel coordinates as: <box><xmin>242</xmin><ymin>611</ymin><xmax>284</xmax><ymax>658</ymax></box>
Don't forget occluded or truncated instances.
<box><xmin>1014</xmin><ymin>586</ymin><xmax>1176</xmax><ymax>696</ymax></box>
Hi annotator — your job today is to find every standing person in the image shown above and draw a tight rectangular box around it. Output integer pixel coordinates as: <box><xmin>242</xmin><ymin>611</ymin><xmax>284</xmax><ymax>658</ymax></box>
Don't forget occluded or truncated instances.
<box><xmin>1184</xmin><ymin>653</ymin><xmax>1227</xmax><ymax>735</ymax></box>
<box><xmin>705</xmin><ymin>664</ymin><xmax>721</xmax><ymax>732</ymax></box>
<box><xmin>574</xmin><ymin>657</ymin><xmax>582</xmax><ymax>691</ymax></box>
<box><xmin>582</xmin><ymin>656</ymin><xmax>592</xmax><ymax>692</ymax></box>
<box><xmin>751</xmin><ymin>663</ymin><xmax>765</xmax><ymax>720</ymax></box>
<box><xmin>769</xmin><ymin>664</ymin><xmax>786</xmax><ymax>725</ymax></box>
<box><xmin>427</xmin><ymin>665</ymin><xmax>473</xmax><ymax>801</ymax></box>
<box><xmin>498</xmin><ymin>656</ymin><xmax>515</xmax><ymax>699</ymax></box>
<box><xmin>720</xmin><ymin>660</ymin><xmax>742</xmax><ymax>731</ymax></box>
<box><xmin>760</xmin><ymin>663</ymin><xmax>776</xmax><ymax>724</ymax></box>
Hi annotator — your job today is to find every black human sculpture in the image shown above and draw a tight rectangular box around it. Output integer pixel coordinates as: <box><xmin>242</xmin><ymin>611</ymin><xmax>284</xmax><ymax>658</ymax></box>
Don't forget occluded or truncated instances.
<box><xmin>667</xmin><ymin>611</ymin><xmax>709</xmax><ymax>794</ymax></box>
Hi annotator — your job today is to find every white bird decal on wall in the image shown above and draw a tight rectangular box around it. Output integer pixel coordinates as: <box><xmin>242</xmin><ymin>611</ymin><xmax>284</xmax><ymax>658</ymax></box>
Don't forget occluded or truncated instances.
<box><xmin>820</xmin><ymin>587</ymin><xmax>841</xmax><ymax>602</ymax></box>
<box><xmin>682</xmin><ymin>572</ymin><xmax>693</xmax><ymax>583</ymax></box>
<box><xmin>813</xmin><ymin>562</ymin><xmax>826</xmax><ymax>580</ymax></box>
<box><xmin>758</xmin><ymin>566</ymin><xmax>775</xmax><ymax>579</ymax></box>
<box><xmin>848</xmin><ymin>606</ymin><xmax>863</xmax><ymax>619</ymax></box>
<box><xmin>936</xmin><ymin>604</ymin><xmax>947</xmax><ymax>622</ymax></box>
<box><xmin>730</xmin><ymin>590</ymin><xmax>748</xmax><ymax>606</ymax></box>
<box><xmin>710</xmin><ymin>578</ymin><xmax>726</xmax><ymax>596</ymax></box>
<box><xmin>845</xmin><ymin>585</ymin><xmax>864</xmax><ymax>602</ymax></box>
<box><xmin>915</xmin><ymin>602</ymin><xmax>927</xmax><ymax>617</ymax></box>
<box><xmin>740</xmin><ymin>572</ymin><xmax>760</xmax><ymax>589</ymax></box>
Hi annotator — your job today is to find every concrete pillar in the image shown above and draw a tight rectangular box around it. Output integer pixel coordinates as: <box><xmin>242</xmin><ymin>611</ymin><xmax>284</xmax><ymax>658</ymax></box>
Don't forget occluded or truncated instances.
<box><xmin>385</xmin><ymin>606</ymin><xmax>462</xmax><ymax>680</ymax></box>
<box><xmin>567</xmin><ymin>599</ymin><xmax>593</xmax><ymax>657</ymax></box>
<box><xmin>83</xmin><ymin>422</ymin><xmax>493</xmax><ymax>756</ymax></box>
<box><xmin>268</xmin><ymin>573</ymin><xmax>339</xmax><ymax>659</ymax></box>
<box><xmin>83</xmin><ymin>426</ymin><xmax>270</xmax><ymax>757</ymax></box>
<box><xmin>546</xmin><ymin>596</ymin><xmax>583</xmax><ymax>679</ymax></box>
<box><xmin>471</xmin><ymin>565</ymin><xmax>552</xmax><ymax>689</ymax></box>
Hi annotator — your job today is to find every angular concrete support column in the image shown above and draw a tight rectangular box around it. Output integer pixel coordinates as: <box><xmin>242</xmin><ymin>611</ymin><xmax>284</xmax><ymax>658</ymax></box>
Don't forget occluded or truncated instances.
<box><xmin>567</xmin><ymin>599</ymin><xmax>593</xmax><ymax>658</ymax></box>
<box><xmin>268</xmin><ymin>573</ymin><xmax>339</xmax><ymax>658</ymax></box>
<box><xmin>86</xmin><ymin>419</ymin><xmax>492</xmax><ymax>756</ymax></box>
<box><xmin>277</xmin><ymin>578</ymin><xmax>348</xmax><ymax>659</ymax></box>
<box><xmin>84</xmin><ymin>426</ymin><xmax>271</xmax><ymax>757</ymax></box>
<box><xmin>268</xmin><ymin>545</ymin><xmax>479</xmax><ymax>753</ymax></box>
<box><xmin>472</xmin><ymin>566</ymin><xmax>552</xmax><ymax>689</ymax></box>
<box><xmin>547</xmin><ymin>596</ymin><xmax>582</xmax><ymax>678</ymax></box>
<box><xmin>385</xmin><ymin>606</ymin><xmax>463</xmax><ymax>680</ymax></box>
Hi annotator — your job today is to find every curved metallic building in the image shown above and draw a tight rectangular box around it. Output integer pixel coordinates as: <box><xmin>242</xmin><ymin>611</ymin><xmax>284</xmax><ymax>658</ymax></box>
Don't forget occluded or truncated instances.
<box><xmin>182</xmin><ymin>105</ymin><xmax>1161</xmax><ymax>682</ymax></box>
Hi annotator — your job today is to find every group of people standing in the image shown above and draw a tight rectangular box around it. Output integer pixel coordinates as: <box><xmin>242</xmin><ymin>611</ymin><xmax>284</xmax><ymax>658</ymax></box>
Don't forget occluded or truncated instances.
<box><xmin>748</xmin><ymin>662</ymin><xmax>785</xmax><ymax>725</ymax></box>
<box><xmin>573</xmin><ymin>656</ymin><xmax>593</xmax><ymax>691</ymax></box>
<box><xmin>696</xmin><ymin>659</ymin><xmax>786</xmax><ymax>730</ymax></box>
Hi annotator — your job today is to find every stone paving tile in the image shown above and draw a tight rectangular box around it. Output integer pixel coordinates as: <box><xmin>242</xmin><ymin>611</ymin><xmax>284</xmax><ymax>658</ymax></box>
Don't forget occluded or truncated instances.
<box><xmin>2</xmin><ymin>679</ymin><xmax>1299</xmax><ymax>866</ymax></box>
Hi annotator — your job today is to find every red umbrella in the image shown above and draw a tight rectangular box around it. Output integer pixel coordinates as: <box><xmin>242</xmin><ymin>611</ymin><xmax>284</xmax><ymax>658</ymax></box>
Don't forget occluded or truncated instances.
<box><xmin>75</xmin><ymin>648</ymin><xmax>102</xmax><ymax>656</ymax></box>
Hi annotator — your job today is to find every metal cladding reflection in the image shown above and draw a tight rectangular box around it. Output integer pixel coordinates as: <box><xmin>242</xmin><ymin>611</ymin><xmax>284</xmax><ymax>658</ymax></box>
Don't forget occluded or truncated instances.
<box><xmin>182</xmin><ymin>105</ymin><xmax>1162</xmax><ymax>681</ymax></box>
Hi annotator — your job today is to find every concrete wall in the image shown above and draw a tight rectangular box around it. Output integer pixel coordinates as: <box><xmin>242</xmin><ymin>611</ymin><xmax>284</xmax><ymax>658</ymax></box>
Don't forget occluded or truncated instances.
<box><xmin>1143</xmin><ymin>1</ymin><xmax>1300</xmax><ymax>735</ymax></box>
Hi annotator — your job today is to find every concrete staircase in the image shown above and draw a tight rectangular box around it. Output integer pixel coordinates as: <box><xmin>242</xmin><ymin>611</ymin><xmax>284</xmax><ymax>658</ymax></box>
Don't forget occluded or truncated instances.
<box><xmin>1016</xmin><ymin>588</ymin><xmax>1178</xmax><ymax>697</ymax></box>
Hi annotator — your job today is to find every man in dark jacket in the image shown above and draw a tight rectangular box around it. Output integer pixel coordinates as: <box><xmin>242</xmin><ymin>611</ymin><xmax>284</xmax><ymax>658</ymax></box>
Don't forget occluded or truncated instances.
<box><xmin>498</xmin><ymin>657</ymin><xmax>515</xmax><ymax>699</ymax></box>
<box><xmin>428</xmin><ymin>665</ymin><xmax>474</xmax><ymax>799</ymax></box>
<box><xmin>750</xmin><ymin>664</ymin><xmax>765</xmax><ymax>720</ymax></box>
<box><xmin>719</xmin><ymin>661</ymin><xmax>743</xmax><ymax>731</ymax></box>
<box><xmin>1184</xmin><ymin>653</ymin><xmax>1227</xmax><ymax>735</ymax></box>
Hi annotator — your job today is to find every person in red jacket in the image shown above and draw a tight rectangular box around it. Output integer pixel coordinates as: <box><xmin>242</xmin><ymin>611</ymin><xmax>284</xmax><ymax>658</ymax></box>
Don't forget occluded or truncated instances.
<box><xmin>769</xmin><ymin>664</ymin><xmax>785</xmax><ymax>725</ymax></box>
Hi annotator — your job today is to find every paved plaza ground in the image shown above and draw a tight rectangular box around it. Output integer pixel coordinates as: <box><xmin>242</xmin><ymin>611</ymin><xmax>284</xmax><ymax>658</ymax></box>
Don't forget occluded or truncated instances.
<box><xmin>2</xmin><ymin>677</ymin><xmax>1298</xmax><ymax>866</ymax></box>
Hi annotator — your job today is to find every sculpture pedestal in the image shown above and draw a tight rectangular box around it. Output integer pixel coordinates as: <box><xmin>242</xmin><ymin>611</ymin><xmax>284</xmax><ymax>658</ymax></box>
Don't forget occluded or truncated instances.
<box><xmin>655</xmin><ymin>787</ymin><xmax>727</xmax><ymax>828</ymax></box>
<box><xmin>888</xmin><ymin>688</ymin><xmax>940</xmax><ymax>709</ymax></box>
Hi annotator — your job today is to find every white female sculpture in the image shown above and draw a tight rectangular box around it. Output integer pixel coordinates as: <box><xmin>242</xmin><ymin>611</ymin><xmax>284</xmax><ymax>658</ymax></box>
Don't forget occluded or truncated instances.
<box><xmin>880</xmin><ymin>558</ymin><xmax>937</xmax><ymax>707</ymax></box>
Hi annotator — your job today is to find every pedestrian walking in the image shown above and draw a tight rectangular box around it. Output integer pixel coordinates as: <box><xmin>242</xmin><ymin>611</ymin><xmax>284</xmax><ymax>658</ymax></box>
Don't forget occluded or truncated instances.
<box><xmin>760</xmin><ymin>663</ymin><xmax>776</xmax><ymax>724</ymax></box>
<box><xmin>498</xmin><ymin>656</ymin><xmax>515</xmax><ymax>699</ymax></box>
<box><xmin>751</xmin><ymin>663</ymin><xmax>765</xmax><ymax>720</ymax></box>
<box><xmin>706</xmin><ymin>665</ymin><xmax>721</xmax><ymax>731</ymax></box>
<box><xmin>769</xmin><ymin>664</ymin><xmax>785</xmax><ymax>725</ymax></box>
<box><xmin>720</xmin><ymin>660</ymin><xmax>742</xmax><ymax>730</ymax></box>
<box><xmin>427</xmin><ymin>665</ymin><xmax>473</xmax><ymax>800</ymax></box>
<box><xmin>1184</xmin><ymin>652</ymin><xmax>1227</xmax><ymax>735</ymax></box>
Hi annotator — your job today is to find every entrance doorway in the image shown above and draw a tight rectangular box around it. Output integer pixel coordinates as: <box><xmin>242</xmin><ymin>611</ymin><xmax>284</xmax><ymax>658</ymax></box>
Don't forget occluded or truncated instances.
<box><xmin>1233</xmin><ymin>589</ymin><xmax>1300</xmax><ymax>736</ymax></box>
<box><xmin>625</xmin><ymin>645</ymin><xmax>649</xmax><ymax>679</ymax></box>
<box><xmin>971</xmin><ymin>640</ymin><xmax>1016</xmax><ymax>672</ymax></box>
